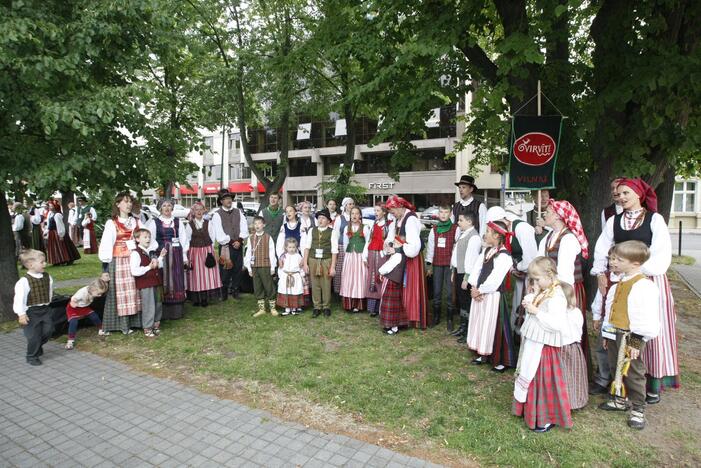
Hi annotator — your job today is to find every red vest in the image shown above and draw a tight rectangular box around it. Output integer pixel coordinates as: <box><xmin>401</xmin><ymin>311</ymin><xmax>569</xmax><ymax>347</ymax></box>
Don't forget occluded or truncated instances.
<box><xmin>134</xmin><ymin>249</ymin><xmax>161</xmax><ymax>290</ymax></box>
<box><xmin>432</xmin><ymin>224</ymin><xmax>457</xmax><ymax>266</ymax></box>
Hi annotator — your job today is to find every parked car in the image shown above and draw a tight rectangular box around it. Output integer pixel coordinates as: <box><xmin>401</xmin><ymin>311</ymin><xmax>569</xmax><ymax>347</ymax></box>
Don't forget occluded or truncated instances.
<box><xmin>143</xmin><ymin>203</ymin><xmax>189</xmax><ymax>219</ymax></box>
<box><xmin>419</xmin><ymin>206</ymin><xmax>440</xmax><ymax>225</ymax></box>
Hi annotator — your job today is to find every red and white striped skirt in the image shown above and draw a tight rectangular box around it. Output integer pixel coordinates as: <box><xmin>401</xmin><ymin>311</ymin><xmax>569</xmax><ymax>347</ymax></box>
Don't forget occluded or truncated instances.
<box><xmin>187</xmin><ymin>246</ymin><xmax>223</xmax><ymax>292</ymax></box>
<box><xmin>466</xmin><ymin>291</ymin><xmax>501</xmax><ymax>356</ymax></box>
<box><xmin>642</xmin><ymin>274</ymin><xmax>679</xmax><ymax>381</ymax></box>
<box><xmin>340</xmin><ymin>252</ymin><xmax>367</xmax><ymax>299</ymax></box>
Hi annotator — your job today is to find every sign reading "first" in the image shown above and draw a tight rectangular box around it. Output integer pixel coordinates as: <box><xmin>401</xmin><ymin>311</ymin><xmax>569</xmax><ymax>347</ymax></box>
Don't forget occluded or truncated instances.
<box><xmin>368</xmin><ymin>182</ymin><xmax>396</xmax><ymax>189</ymax></box>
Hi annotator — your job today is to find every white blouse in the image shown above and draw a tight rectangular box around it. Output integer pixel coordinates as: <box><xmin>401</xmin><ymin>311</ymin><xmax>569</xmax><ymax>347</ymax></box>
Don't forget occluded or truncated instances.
<box><xmin>276</xmin><ymin>221</ymin><xmax>307</xmax><ymax>258</ymax></box>
<box><xmin>537</xmin><ymin>230</ymin><xmax>581</xmax><ymax>286</ymax></box>
<box><xmin>99</xmin><ymin>217</ymin><xmax>153</xmax><ymax>264</ymax></box>
<box><xmin>395</xmin><ymin>212</ymin><xmax>422</xmax><ymax>259</ymax></box>
<box><xmin>184</xmin><ymin>218</ymin><xmax>217</xmax><ymax>249</ymax></box>
<box><xmin>468</xmin><ymin>247</ymin><xmax>512</xmax><ymax>294</ymax></box>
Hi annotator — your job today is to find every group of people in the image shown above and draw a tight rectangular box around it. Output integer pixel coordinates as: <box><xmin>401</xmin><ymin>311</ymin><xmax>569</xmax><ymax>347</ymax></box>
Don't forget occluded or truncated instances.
<box><xmin>11</xmin><ymin>173</ymin><xmax>679</xmax><ymax>434</ymax></box>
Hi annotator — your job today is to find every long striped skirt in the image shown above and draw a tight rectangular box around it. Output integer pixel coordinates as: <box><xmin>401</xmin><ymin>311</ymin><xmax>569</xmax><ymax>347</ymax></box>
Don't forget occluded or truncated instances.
<box><xmin>162</xmin><ymin>243</ymin><xmax>186</xmax><ymax>320</ymax></box>
<box><xmin>513</xmin><ymin>345</ymin><xmax>573</xmax><ymax>430</ymax></box>
<box><xmin>83</xmin><ymin>224</ymin><xmax>97</xmax><ymax>254</ymax></box>
<box><xmin>187</xmin><ymin>245</ymin><xmax>223</xmax><ymax>294</ymax></box>
<box><xmin>31</xmin><ymin>225</ymin><xmax>45</xmax><ymax>253</ymax></box>
<box><xmin>46</xmin><ymin>231</ymin><xmax>69</xmax><ymax>265</ymax></box>
<box><xmin>379</xmin><ymin>279</ymin><xmax>408</xmax><ymax>328</ymax></box>
<box><xmin>561</xmin><ymin>343</ymin><xmax>589</xmax><ymax>409</ymax></box>
<box><xmin>333</xmin><ymin>250</ymin><xmax>345</xmax><ymax>294</ymax></box>
<box><xmin>574</xmin><ymin>281</ymin><xmax>592</xmax><ymax>378</ymax></box>
<box><xmin>643</xmin><ymin>274</ymin><xmax>680</xmax><ymax>393</ymax></box>
<box><xmin>490</xmin><ymin>294</ymin><xmax>516</xmax><ymax>368</ymax></box>
<box><xmin>340</xmin><ymin>252</ymin><xmax>368</xmax><ymax>310</ymax></box>
<box><xmin>63</xmin><ymin>235</ymin><xmax>81</xmax><ymax>262</ymax></box>
<box><xmin>403</xmin><ymin>254</ymin><xmax>429</xmax><ymax>329</ymax></box>
<box><xmin>366</xmin><ymin>250</ymin><xmax>386</xmax><ymax>313</ymax></box>
<box><xmin>466</xmin><ymin>291</ymin><xmax>502</xmax><ymax>356</ymax></box>
<box><xmin>102</xmin><ymin>257</ymin><xmax>142</xmax><ymax>333</ymax></box>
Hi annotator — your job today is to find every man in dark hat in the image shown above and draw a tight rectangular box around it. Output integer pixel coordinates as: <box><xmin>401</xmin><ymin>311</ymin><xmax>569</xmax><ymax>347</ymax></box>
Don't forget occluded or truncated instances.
<box><xmin>452</xmin><ymin>175</ymin><xmax>487</xmax><ymax>236</ymax></box>
<box><xmin>302</xmin><ymin>208</ymin><xmax>339</xmax><ymax>318</ymax></box>
<box><xmin>210</xmin><ymin>189</ymin><xmax>249</xmax><ymax>300</ymax></box>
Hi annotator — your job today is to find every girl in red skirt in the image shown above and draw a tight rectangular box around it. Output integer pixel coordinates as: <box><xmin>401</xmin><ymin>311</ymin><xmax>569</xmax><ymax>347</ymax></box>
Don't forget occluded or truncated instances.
<box><xmin>65</xmin><ymin>275</ymin><xmax>110</xmax><ymax>349</ymax></box>
<box><xmin>277</xmin><ymin>238</ymin><xmax>305</xmax><ymax>315</ymax></box>
<box><xmin>514</xmin><ymin>256</ymin><xmax>572</xmax><ymax>432</ymax></box>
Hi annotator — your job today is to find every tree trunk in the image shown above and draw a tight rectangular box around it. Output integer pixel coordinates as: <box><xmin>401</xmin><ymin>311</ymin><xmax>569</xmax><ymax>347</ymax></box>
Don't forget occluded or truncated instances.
<box><xmin>60</xmin><ymin>189</ymin><xmax>74</xmax><ymax>215</ymax></box>
<box><xmin>655</xmin><ymin>165</ymin><xmax>675</xmax><ymax>224</ymax></box>
<box><xmin>338</xmin><ymin>102</ymin><xmax>356</xmax><ymax>186</ymax></box>
<box><xmin>0</xmin><ymin>190</ymin><xmax>20</xmax><ymax>322</ymax></box>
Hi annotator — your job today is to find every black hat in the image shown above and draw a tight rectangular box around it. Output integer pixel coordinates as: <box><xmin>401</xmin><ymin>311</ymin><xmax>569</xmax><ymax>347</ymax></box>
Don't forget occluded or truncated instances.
<box><xmin>217</xmin><ymin>189</ymin><xmax>233</xmax><ymax>206</ymax></box>
<box><xmin>455</xmin><ymin>174</ymin><xmax>478</xmax><ymax>190</ymax></box>
<box><xmin>315</xmin><ymin>208</ymin><xmax>331</xmax><ymax>221</ymax></box>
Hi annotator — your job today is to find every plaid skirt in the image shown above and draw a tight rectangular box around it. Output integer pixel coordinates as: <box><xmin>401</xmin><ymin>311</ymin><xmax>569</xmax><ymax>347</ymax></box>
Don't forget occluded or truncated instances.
<box><xmin>102</xmin><ymin>258</ymin><xmax>142</xmax><ymax>333</ymax></box>
<box><xmin>513</xmin><ymin>345</ymin><xmax>573</xmax><ymax>430</ymax></box>
<box><xmin>277</xmin><ymin>293</ymin><xmax>304</xmax><ymax>308</ymax></box>
<box><xmin>561</xmin><ymin>343</ymin><xmax>589</xmax><ymax>409</ymax></box>
<box><xmin>342</xmin><ymin>297</ymin><xmax>366</xmax><ymax>311</ymax></box>
<box><xmin>333</xmin><ymin>250</ymin><xmax>345</xmax><ymax>293</ymax></box>
<box><xmin>365</xmin><ymin>250</ymin><xmax>386</xmax><ymax>300</ymax></box>
<box><xmin>380</xmin><ymin>279</ymin><xmax>408</xmax><ymax>328</ymax></box>
<box><xmin>46</xmin><ymin>231</ymin><xmax>69</xmax><ymax>265</ymax></box>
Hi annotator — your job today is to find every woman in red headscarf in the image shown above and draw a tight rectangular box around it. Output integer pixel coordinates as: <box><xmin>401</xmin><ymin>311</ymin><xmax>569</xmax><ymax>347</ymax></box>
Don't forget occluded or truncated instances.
<box><xmin>538</xmin><ymin>199</ymin><xmax>592</xmax><ymax>378</ymax></box>
<box><xmin>592</xmin><ymin>178</ymin><xmax>677</xmax><ymax>403</ymax></box>
<box><xmin>377</xmin><ymin>195</ymin><xmax>429</xmax><ymax>333</ymax></box>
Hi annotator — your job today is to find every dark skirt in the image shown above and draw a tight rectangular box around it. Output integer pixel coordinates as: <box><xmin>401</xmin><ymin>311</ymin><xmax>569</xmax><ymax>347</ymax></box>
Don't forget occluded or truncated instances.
<box><xmin>46</xmin><ymin>231</ymin><xmax>69</xmax><ymax>265</ymax></box>
<box><xmin>333</xmin><ymin>250</ymin><xmax>345</xmax><ymax>294</ymax></box>
<box><xmin>161</xmin><ymin>243</ymin><xmax>186</xmax><ymax>320</ymax></box>
<box><xmin>342</xmin><ymin>297</ymin><xmax>366</xmax><ymax>311</ymax></box>
<box><xmin>63</xmin><ymin>235</ymin><xmax>81</xmax><ymax>262</ymax></box>
<box><xmin>491</xmin><ymin>293</ymin><xmax>516</xmax><ymax>368</ymax></box>
<box><xmin>31</xmin><ymin>225</ymin><xmax>45</xmax><ymax>253</ymax></box>
<box><xmin>513</xmin><ymin>345</ymin><xmax>573</xmax><ymax>430</ymax></box>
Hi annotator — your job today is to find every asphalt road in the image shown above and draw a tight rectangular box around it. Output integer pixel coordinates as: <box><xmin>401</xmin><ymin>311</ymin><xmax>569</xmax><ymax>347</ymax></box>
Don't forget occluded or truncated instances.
<box><xmin>673</xmin><ymin>232</ymin><xmax>701</xmax><ymax>264</ymax></box>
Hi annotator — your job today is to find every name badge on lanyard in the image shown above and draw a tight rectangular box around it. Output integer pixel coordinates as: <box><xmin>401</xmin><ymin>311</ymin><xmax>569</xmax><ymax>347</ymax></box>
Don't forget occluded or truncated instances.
<box><xmin>315</xmin><ymin>249</ymin><xmax>324</xmax><ymax>259</ymax></box>
<box><xmin>437</xmin><ymin>237</ymin><xmax>447</xmax><ymax>249</ymax></box>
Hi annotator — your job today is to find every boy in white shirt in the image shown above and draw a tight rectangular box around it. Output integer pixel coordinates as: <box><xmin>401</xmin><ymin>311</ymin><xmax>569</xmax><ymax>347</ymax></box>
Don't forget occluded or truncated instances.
<box><xmin>244</xmin><ymin>216</ymin><xmax>277</xmax><ymax>317</ymax></box>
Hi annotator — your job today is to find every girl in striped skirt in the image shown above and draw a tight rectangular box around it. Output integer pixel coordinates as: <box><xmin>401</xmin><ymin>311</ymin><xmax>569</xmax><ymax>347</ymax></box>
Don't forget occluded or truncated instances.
<box><xmin>559</xmin><ymin>282</ymin><xmax>589</xmax><ymax>409</ymax></box>
<box><xmin>466</xmin><ymin>221</ymin><xmax>515</xmax><ymax>372</ymax></box>
<box><xmin>340</xmin><ymin>207</ymin><xmax>370</xmax><ymax>312</ymax></box>
<box><xmin>514</xmin><ymin>256</ymin><xmax>572</xmax><ymax>432</ymax></box>
<box><xmin>332</xmin><ymin>197</ymin><xmax>354</xmax><ymax>294</ymax></box>
<box><xmin>363</xmin><ymin>204</ymin><xmax>392</xmax><ymax>317</ymax></box>
<box><xmin>99</xmin><ymin>192</ymin><xmax>152</xmax><ymax>334</ymax></box>
<box><xmin>185</xmin><ymin>202</ymin><xmax>222</xmax><ymax>307</ymax></box>
<box><xmin>277</xmin><ymin>238</ymin><xmax>305</xmax><ymax>315</ymax></box>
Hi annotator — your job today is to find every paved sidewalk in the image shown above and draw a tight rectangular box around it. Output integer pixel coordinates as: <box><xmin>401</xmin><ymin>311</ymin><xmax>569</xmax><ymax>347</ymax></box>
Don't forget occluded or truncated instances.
<box><xmin>54</xmin><ymin>278</ymin><xmax>93</xmax><ymax>290</ymax></box>
<box><xmin>0</xmin><ymin>331</ymin><xmax>441</xmax><ymax>468</ymax></box>
<box><xmin>673</xmin><ymin>264</ymin><xmax>701</xmax><ymax>298</ymax></box>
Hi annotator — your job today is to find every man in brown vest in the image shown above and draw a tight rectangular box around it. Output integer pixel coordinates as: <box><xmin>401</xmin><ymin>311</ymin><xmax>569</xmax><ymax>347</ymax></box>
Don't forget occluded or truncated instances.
<box><xmin>210</xmin><ymin>189</ymin><xmax>249</xmax><ymax>300</ymax></box>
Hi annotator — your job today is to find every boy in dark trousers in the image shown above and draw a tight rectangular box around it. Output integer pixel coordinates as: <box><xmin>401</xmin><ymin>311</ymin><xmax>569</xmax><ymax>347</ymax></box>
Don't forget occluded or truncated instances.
<box><xmin>13</xmin><ymin>250</ymin><xmax>54</xmax><ymax>365</ymax></box>
<box><xmin>425</xmin><ymin>206</ymin><xmax>458</xmax><ymax>329</ymax></box>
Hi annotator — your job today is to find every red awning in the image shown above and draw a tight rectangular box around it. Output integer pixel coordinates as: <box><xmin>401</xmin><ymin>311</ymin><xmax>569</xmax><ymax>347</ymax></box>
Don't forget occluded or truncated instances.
<box><xmin>254</xmin><ymin>182</ymin><xmax>281</xmax><ymax>193</ymax></box>
<box><xmin>175</xmin><ymin>184</ymin><xmax>198</xmax><ymax>195</ymax></box>
<box><xmin>228</xmin><ymin>182</ymin><xmax>252</xmax><ymax>193</ymax></box>
<box><xmin>203</xmin><ymin>183</ymin><xmax>221</xmax><ymax>194</ymax></box>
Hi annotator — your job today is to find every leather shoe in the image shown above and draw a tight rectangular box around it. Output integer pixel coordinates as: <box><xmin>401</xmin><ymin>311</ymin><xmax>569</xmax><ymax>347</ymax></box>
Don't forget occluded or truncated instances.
<box><xmin>312</xmin><ymin>309</ymin><xmax>321</xmax><ymax>318</ymax></box>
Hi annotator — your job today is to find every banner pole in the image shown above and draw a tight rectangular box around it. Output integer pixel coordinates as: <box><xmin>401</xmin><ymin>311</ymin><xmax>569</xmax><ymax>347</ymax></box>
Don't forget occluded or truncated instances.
<box><xmin>537</xmin><ymin>80</ymin><xmax>542</xmax><ymax>217</ymax></box>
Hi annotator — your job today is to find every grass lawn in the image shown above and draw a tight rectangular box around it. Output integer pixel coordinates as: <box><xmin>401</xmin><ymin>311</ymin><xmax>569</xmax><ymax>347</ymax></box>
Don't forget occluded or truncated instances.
<box><xmin>672</xmin><ymin>255</ymin><xmax>696</xmax><ymax>266</ymax></box>
<box><xmin>71</xmin><ymin>288</ymin><xmax>701</xmax><ymax>466</ymax></box>
<box><xmin>44</xmin><ymin>253</ymin><xmax>103</xmax><ymax>282</ymax></box>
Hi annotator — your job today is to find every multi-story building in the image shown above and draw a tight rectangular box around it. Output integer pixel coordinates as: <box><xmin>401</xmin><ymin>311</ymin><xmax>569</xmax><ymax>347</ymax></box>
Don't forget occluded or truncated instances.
<box><xmin>670</xmin><ymin>177</ymin><xmax>700</xmax><ymax>231</ymax></box>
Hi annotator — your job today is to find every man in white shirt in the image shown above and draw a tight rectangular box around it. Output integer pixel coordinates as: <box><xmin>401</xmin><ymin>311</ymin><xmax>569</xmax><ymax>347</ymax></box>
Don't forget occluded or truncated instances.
<box><xmin>451</xmin><ymin>175</ymin><xmax>487</xmax><ymax>237</ymax></box>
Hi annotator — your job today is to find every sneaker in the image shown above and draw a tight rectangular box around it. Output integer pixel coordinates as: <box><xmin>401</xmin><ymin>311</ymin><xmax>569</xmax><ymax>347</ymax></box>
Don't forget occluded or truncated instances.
<box><xmin>589</xmin><ymin>382</ymin><xmax>609</xmax><ymax>395</ymax></box>
<box><xmin>65</xmin><ymin>340</ymin><xmax>75</xmax><ymax>350</ymax></box>
<box><xmin>628</xmin><ymin>410</ymin><xmax>646</xmax><ymax>430</ymax></box>
<box><xmin>153</xmin><ymin>328</ymin><xmax>161</xmax><ymax>336</ymax></box>
<box><xmin>122</xmin><ymin>329</ymin><xmax>135</xmax><ymax>335</ymax></box>
<box><xmin>598</xmin><ymin>398</ymin><xmax>630</xmax><ymax>412</ymax></box>
<box><xmin>471</xmin><ymin>357</ymin><xmax>485</xmax><ymax>365</ymax></box>
<box><xmin>646</xmin><ymin>393</ymin><xmax>660</xmax><ymax>405</ymax></box>
<box><xmin>281</xmin><ymin>308</ymin><xmax>291</xmax><ymax>316</ymax></box>
<box><xmin>492</xmin><ymin>365</ymin><xmax>506</xmax><ymax>373</ymax></box>
<box><xmin>533</xmin><ymin>423</ymin><xmax>554</xmax><ymax>433</ymax></box>
<box><xmin>98</xmin><ymin>329</ymin><xmax>110</xmax><ymax>337</ymax></box>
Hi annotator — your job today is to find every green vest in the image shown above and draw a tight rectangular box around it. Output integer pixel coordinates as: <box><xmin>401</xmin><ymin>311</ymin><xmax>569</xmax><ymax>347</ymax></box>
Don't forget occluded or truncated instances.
<box><xmin>345</xmin><ymin>226</ymin><xmax>365</xmax><ymax>253</ymax></box>
<box><xmin>26</xmin><ymin>273</ymin><xmax>51</xmax><ymax>306</ymax></box>
<box><xmin>510</xmin><ymin>219</ymin><xmax>523</xmax><ymax>264</ymax></box>
<box><xmin>309</xmin><ymin>227</ymin><xmax>332</xmax><ymax>259</ymax></box>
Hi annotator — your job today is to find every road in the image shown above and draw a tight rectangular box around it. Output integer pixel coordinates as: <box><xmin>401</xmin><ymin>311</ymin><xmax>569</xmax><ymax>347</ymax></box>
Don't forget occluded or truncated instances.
<box><xmin>672</xmin><ymin>231</ymin><xmax>701</xmax><ymax>264</ymax></box>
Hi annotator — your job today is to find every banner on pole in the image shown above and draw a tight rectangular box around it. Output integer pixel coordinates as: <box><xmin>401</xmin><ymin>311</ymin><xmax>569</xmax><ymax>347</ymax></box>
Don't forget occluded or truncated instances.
<box><xmin>507</xmin><ymin>115</ymin><xmax>563</xmax><ymax>190</ymax></box>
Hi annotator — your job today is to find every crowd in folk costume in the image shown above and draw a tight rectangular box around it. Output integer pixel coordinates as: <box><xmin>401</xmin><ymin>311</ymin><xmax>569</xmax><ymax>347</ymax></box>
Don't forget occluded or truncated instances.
<box><xmin>10</xmin><ymin>174</ymin><xmax>679</xmax><ymax>433</ymax></box>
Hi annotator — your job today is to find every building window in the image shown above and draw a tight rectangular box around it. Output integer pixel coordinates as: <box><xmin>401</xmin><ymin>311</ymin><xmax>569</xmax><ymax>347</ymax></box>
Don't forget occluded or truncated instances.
<box><xmin>289</xmin><ymin>158</ymin><xmax>316</xmax><ymax>177</ymax></box>
<box><xmin>228</xmin><ymin>135</ymin><xmax>240</xmax><ymax>151</ymax></box>
<box><xmin>673</xmin><ymin>181</ymin><xmax>696</xmax><ymax>212</ymax></box>
<box><xmin>203</xmin><ymin>136</ymin><xmax>214</xmax><ymax>150</ymax></box>
<box><xmin>229</xmin><ymin>163</ymin><xmax>251</xmax><ymax>181</ymax></box>
<box><xmin>204</xmin><ymin>165</ymin><xmax>221</xmax><ymax>181</ymax></box>
<box><xmin>355</xmin><ymin>149</ymin><xmax>453</xmax><ymax>174</ymax></box>
<box><xmin>289</xmin><ymin>192</ymin><xmax>317</xmax><ymax>208</ymax></box>
<box><xmin>323</xmin><ymin>155</ymin><xmax>344</xmax><ymax>175</ymax></box>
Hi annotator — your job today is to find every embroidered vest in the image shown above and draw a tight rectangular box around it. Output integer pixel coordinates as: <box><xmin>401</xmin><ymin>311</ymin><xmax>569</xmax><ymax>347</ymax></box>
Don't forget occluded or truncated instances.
<box><xmin>155</xmin><ymin>218</ymin><xmax>179</xmax><ymax>251</ymax></box>
<box><xmin>262</xmin><ymin>206</ymin><xmax>284</xmax><ymax>237</ymax></box>
<box><xmin>283</xmin><ymin>222</ymin><xmax>302</xmax><ymax>245</ymax></box>
<box><xmin>112</xmin><ymin>217</ymin><xmax>137</xmax><ymax>258</ymax></box>
<box><xmin>613</xmin><ymin>211</ymin><xmax>653</xmax><ymax>246</ymax></box>
<box><xmin>189</xmin><ymin>220</ymin><xmax>212</xmax><ymax>248</ymax></box>
<box><xmin>217</xmin><ymin>208</ymin><xmax>241</xmax><ymax>240</ymax></box>
<box><xmin>545</xmin><ymin>229</ymin><xmax>584</xmax><ymax>283</ymax></box>
<box><xmin>610</xmin><ymin>275</ymin><xmax>645</xmax><ymax>331</ymax></box>
<box><xmin>452</xmin><ymin>199</ymin><xmax>482</xmax><ymax>233</ymax></box>
<box><xmin>455</xmin><ymin>229</ymin><xmax>479</xmax><ymax>274</ymax></box>
<box><xmin>309</xmin><ymin>227</ymin><xmax>332</xmax><ymax>259</ymax></box>
<box><xmin>252</xmin><ymin>233</ymin><xmax>271</xmax><ymax>267</ymax></box>
<box><xmin>134</xmin><ymin>249</ymin><xmax>161</xmax><ymax>289</ymax></box>
<box><xmin>431</xmin><ymin>224</ymin><xmax>457</xmax><ymax>266</ymax></box>
<box><xmin>510</xmin><ymin>219</ymin><xmax>524</xmax><ymax>264</ymax></box>
<box><xmin>345</xmin><ymin>225</ymin><xmax>365</xmax><ymax>253</ymax></box>
<box><xmin>26</xmin><ymin>274</ymin><xmax>50</xmax><ymax>306</ymax></box>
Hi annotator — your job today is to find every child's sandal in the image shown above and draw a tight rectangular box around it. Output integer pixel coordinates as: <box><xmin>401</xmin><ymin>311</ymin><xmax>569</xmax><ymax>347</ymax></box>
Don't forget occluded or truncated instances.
<box><xmin>65</xmin><ymin>340</ymin><xmax>75</xmax><ymax>350</ymax></box>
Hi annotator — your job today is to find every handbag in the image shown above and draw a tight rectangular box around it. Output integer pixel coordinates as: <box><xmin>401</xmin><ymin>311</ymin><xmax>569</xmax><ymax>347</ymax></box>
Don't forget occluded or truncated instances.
<box><xmin>205</xmin><ymin>252</ymin><xmax>216</xmax><ymax>268</ymax></box>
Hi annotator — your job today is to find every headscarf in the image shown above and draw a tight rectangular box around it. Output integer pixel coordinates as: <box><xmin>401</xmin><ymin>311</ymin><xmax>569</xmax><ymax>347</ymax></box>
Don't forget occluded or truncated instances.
<box><xmin>487</xmin><ymin>221</ymin><xmax>513</xmax><ymax>253</ymax></box>
<box><xmin>157</xmin><ymin>198</ymin><xmax>175</xmax><ymax>211</ymax></box>
<box><xmin>548</xmin><ymin>199</ymin><xmax>589</xmax><ymax>259</ymax></box>
<box><xmin>617</xmin><ymin>178</ymin><xmax>658</xmax><ymax>212</ymax></box>
<box><xmin>187</xmin><ymin>201</ymin><xmax>206</xmax><ymax>223</ymax></box>
<box><xmin>341</xmin><ymin>197</ymin><xmax>354</xmax><ymax>213</ymax></box>
<box><xmin>385</xmin><ymin>195</ymin><xmax>415</xmax><ymax>211</ymax></box>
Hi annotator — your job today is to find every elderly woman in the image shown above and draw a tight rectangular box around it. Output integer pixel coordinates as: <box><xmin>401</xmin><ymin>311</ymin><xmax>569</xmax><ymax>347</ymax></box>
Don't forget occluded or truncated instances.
<box><xmin>185</xmin><ymin>201</ymin><xmax>222</xmax><ymax>307</ymax></box>
<box><xmin>592</xmin><ymin>178</ymin><xmax>678</xmax><ymax>404</ymax></box>
<box><xmin>147</xmin><ymin>199</ymin><xmax>189</xmax><ymax>319</ymax></box>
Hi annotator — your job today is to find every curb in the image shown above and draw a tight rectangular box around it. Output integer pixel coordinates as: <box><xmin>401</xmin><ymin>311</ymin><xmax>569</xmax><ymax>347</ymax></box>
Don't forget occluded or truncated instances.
<box><xmin>671</xmin><ymin>265</ymin><xmax>701</xmax><ymax>299</ymax></box>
